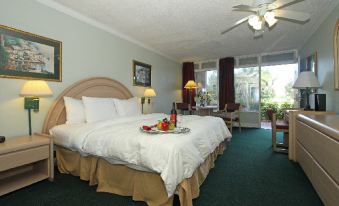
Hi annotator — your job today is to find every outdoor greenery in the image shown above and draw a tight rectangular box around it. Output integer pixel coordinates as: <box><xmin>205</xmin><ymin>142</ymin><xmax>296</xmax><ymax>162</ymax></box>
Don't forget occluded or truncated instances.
<box><xmin>234</xmin><ymin>67</ymin><xmax>259</xmax><ymax>111</ymax></box>
<box><xmin>261</xmin><ymin>101</ymin><xmax>294</xmax><ymax>120</ymax></box>
<box><xmin>234</xmin><ymin>64</ymin><xmax>297</xmax><ymax>121</ymax></box>
<box><xmin>206</xmin><ymin>70</ymin><xmax>218</xmax><ymax>105</ymax></box>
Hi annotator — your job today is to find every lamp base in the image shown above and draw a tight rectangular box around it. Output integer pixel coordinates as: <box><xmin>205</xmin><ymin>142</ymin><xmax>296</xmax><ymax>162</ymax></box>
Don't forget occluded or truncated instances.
<box><xmin>141</xmin><ymin>97</ymin><xmax>145</xmax><ymax>114</ymax></box>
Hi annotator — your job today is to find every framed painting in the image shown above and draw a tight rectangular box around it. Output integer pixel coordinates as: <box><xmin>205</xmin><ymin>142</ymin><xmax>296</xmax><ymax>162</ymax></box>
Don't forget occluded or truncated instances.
<box><xmin>133</xmin><ymin>60</ymin><xmax>151</xmax><ymax>87</ymax></box>
<box><xmin>299</xmin><ymin>51</ymin><xmax>318</xmax><ymax>107</ymax></box>
<box><xmin>300</xmin><ymin>51</ymin><xmax>318</xmax><ymax>76</ymax></box>
<box><xmin>0</xmin><ymin>24</ymin><xmax>62</xmax><ymax>81</ymax></box>
<box><xmin>334</xmin><ymin>19</ymin><xmax>339</xmax><ymax>90</ymax></box>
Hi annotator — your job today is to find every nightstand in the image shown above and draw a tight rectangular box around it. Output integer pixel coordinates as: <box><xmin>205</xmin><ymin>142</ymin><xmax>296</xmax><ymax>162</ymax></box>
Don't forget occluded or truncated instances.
<box><xmin>0</xmin><ymin>134</ymin><xmax>53</xmax><ymax>196</ymax></box>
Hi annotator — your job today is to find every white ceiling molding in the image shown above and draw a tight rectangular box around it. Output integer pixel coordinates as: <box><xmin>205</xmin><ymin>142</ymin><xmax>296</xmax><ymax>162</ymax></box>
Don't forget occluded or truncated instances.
<box><xmin>36</xmin><ymin>0</ymin><xmax>179</xmax><ymax>62</ymax></box>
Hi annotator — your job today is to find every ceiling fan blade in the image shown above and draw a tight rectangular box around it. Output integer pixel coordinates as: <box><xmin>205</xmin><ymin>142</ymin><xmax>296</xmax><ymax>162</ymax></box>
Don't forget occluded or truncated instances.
<box><xmin>221</xmin><ymin>16</ymin><xmax>252</xmax><ymax>35</ymax></box>
<box><xmin>268</xmin><ymin>0</ymin><xmax>303</xmax><ymax>10</ymax></box>
<box><xmin>275</xmin><ymin>9</ymin><xmax>310</xmax><ymax>22</ymax></box>
<box><xmin>233</xmin><ymin>4</ymin><xmax>257</xmax><ymax>12</ymax></box>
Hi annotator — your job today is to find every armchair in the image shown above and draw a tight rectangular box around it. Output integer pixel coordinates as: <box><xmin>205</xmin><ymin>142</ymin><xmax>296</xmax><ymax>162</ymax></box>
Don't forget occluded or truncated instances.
<box><xmin>176</xmin><ymin>102</ymin><xmax>192</xmax><ymax>115</ymax></box>
<box><xmin>213</xmin><ymin>103</ymin><xmax>242</xmax><ymax>133</ymax></box>
<box><xmin>266</xmin><ymin>108</ymin><xmax>289</xmax><ymax>153</ymax></box>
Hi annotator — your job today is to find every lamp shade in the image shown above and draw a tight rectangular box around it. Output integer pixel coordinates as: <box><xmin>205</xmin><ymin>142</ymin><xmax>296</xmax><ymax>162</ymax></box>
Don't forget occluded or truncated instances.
<box><xmin>20</xmin><ymin>80</ymin><xmax>53</xmax><ymax>97</ymax></box>
<box><xmin>184</xmin><ymin>80</ymin><xmax>197</xmax><ymax>89</ymax></box>
<box><xmin>144</xmin><ymin>88</ymin><xmax>156</xmax><ymax>97</ymax></box>
<box><xmin>293</xmin><ymin>71</ymin><xmax>320</xmax><ymax>89</ymax></box>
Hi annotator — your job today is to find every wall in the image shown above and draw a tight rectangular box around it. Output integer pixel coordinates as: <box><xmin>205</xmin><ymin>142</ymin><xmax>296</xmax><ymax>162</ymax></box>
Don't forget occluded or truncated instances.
<box><xmin>299</xmin><ymin>3</ymin><xmax>339</xmax><ymax>113</ymax></box>
<box><xmin>0</xmin><ymin>0</ymin><xmax>182</xmax><ymax>137</ymax></box>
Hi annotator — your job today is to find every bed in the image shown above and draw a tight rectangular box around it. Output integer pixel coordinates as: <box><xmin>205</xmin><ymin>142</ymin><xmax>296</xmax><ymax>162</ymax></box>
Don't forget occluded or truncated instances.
<box><xmin>42</xmin><ymin>77</ymin><xmax>231</xmax><ymax>206</ymax></box>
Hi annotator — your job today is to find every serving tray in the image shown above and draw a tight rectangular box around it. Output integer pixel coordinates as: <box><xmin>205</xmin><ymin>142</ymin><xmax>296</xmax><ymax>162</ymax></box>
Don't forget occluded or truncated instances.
<box><xmin>139</xmin><ymin>127</ymin><xmax>190</xmax><ymax>134</ymax></box>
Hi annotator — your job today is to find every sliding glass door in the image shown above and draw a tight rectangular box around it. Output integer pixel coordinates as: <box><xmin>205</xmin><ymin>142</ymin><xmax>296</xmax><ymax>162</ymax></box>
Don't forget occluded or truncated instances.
<box><xmin>261</xmin><ymin>63</ymin><xmax>298</xmax><ymax>120</ymax></box>
<box><xmin>234</xmin><ymin>50</ymin><xmax>299</xmax><ymax>127</ymax></box>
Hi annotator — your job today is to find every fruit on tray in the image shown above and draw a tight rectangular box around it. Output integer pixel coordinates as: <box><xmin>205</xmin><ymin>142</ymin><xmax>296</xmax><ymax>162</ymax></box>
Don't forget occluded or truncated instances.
<box><xmin>142</xmin><ymin>125</ymin><xmax>152</xmax><ymax>131</ymax></box>
<box><xmin>162</xmin><ymin>122</ymin><xmax>169</xmax><ymax>131</ymax></box>
<box><xmin>169</xmin><ymin>123</ymin><xmax>175</xmax><ymax>130</ymax></box>
<box><xmin>156</xmin><ymin>118</ymin><xmax>175</xmax><ymax>131</ymax></box>
<box><xmin>142</xmin><ymin>118</ymin><xmax>176</xmax><ymax>132</ymax></box>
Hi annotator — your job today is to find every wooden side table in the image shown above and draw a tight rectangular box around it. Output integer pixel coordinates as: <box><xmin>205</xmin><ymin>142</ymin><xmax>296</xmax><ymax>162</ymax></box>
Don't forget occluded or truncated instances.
<box><xmin>193</xmin><ymin>105</ymin><xmax>218</xmax><ymax>116</ymax></box>
<box><xmin>0</xmin><ymin>134</ymin><xmax>53</xmax><ymax>196</ymax></box>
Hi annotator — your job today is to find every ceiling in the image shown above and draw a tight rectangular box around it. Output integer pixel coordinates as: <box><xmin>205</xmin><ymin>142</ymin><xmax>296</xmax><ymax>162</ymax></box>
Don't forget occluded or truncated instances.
<box><xmin>39</xmin><ymin>0</ymin><xmax>339</xmax><ymax>62</ymax></box>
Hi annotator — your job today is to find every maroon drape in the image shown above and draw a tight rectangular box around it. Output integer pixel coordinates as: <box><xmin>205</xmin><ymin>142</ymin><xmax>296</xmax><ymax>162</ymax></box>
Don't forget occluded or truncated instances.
<box><xmin>219</xmin><ymin>57</ymin><xmax>235</xmax><ymax>110</ymax></box>
<box><xmin>182</xmin><ymin>62</ymin><xmax>196</xmax><ymax>105</ymax></box>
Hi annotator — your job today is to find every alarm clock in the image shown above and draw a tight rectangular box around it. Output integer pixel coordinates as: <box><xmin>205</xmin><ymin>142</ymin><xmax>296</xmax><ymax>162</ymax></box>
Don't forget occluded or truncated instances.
<box><xmin>0</xmin><ymin>136</ymin><xmax>5</xmax><ymax>143</ymax></box>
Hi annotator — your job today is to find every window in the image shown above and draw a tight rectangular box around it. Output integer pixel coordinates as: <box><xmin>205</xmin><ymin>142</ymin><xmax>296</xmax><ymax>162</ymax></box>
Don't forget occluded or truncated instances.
<box><xmin>234</xmin><ymin>67</ymin><xmax>260</xmax><ymax>111</ymax></box>
<box><xmin>194</xmin><ymin>61</ymin><xmax>218</xmax><ymax>106</ymax></box>
<box><xmin>235</xmin><ymin>50</ymin><xmax>298</xmax><ymax>113</ymax></box>
<box><xmin>261</xmin><ymin>64</ymin><xmax>298</xmax><ymax>104</ymax></box>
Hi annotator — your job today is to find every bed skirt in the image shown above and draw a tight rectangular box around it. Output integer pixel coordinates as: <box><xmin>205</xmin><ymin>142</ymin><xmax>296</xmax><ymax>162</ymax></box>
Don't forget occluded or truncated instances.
<box><xmin>56</xmin><ymin>142</ymin><xmax>226</xmax><ymax>206</ymax></box>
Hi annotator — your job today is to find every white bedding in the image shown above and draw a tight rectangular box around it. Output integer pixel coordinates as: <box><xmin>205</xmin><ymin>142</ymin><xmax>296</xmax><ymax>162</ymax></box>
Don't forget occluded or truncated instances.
<box><xmin>50</xmin><ymin>113</ymin><xmax>231</xmax><ymax>196</ymax></box>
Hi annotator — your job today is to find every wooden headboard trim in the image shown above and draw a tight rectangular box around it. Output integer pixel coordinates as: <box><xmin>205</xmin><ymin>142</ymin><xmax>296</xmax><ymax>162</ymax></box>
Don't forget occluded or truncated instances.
<box><xmin>42</xmin><ymin>77</ymin><xmax>133</xmax><ymax>134</ymax></box>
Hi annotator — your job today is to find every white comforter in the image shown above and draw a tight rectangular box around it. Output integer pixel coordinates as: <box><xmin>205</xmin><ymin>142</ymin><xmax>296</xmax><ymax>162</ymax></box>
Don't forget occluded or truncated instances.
<box><xmin>50</xmin><ymin>113</ymin><xmax>231</xmax><ymax>196</ymax></box>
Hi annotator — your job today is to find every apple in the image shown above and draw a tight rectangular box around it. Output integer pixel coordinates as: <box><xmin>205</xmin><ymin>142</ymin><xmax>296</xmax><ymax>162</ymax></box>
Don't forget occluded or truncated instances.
<box><xmin>169</xmin><ymin>123</ymin><xmax>175</xmax><ymax>130</ymax></box>
<box><xmin>157</xmin><ymin>121</ymin><xmax>162</xmax><ymax>130</ymax></box>
<box><xmin>161</xmin><ymin>122</ymin><xmax>169</xmax><ymax>131</ymax></box>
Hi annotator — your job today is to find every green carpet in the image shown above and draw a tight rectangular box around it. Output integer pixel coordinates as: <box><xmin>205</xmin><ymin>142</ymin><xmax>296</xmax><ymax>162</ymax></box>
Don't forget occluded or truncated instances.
<box><xmin>0</xmin><ymin>129</ymin><xmax>323</xmax><ymax>206</ymax></box>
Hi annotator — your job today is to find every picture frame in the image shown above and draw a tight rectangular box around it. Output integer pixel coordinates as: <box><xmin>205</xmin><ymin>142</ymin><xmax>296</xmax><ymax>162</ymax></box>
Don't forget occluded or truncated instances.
<box><xmin>299</xmin><ymin>51</ymin><xmax>318</xmax><ymax>108</ymax></box>
<box><xmin>300</xmin><ymin>51</ymin><xmax>318</xmax><ymax>76</ymax></box>
<box><xmin>334</xmin><ymin>19</ymin><xmax>339</xmax><ymax>90</ymax></box>
<box><xmin>0</xmin><ymin>24</ymin><xmax>62</xmax><ymax>82</ymax></box>
<box><xmin>133</xmin><ymin>60</ymin><xmax>151</xmax><ymax>87</ymax></box>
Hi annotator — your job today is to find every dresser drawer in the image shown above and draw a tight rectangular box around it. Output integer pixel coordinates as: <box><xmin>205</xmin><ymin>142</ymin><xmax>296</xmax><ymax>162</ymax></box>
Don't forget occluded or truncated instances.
<box><xmin>312</xmin><ymin>159</ymin><xmax>339</xmax><ymax>206</ymax></box>
<box><xmin>0</xmin><ymin>145</ymin><xmax>49</xmax><ymax>172</ymax></box>
<box><xmin>296</xmin><ymin>120</ymin><xmax>339</xmax><ymax>184</ymax></box>
<box><xmin>296</xmin><ymin>141</ymin><xmax>339</xmax><ymax>206</ymax></box>
<box><xmin>296</xmin><ymin>141</ymin><xmax>314</xmax><ymax>180</ymax></box>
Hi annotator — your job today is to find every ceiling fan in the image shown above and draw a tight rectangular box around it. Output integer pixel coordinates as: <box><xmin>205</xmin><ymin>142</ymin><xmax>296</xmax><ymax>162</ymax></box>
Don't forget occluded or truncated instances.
<box><xmin>221</xmin><ymin>0</ymin><xmax>311</xmax><ymax>37</ymax></box>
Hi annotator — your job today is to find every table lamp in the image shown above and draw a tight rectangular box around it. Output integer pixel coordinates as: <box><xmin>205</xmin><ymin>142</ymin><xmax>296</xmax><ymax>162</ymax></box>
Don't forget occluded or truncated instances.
<box><xmin>184</xmin><ymin>80</ymin><xmax>197</xmax><ymax>107</ymax></box>
<box><xmin>20</xmin><ymin>80</ymin><xmax>53</xmax><ymax>136</ymax></box>
<box><xmin>141</xmin><ymin>88</ymin><xmax>156</xmax><ymax>114</ymax></box>
<box><xmin>293</xmin><ymin>71</ymin><xmax>320</xmax><ymax>110</ymax></box>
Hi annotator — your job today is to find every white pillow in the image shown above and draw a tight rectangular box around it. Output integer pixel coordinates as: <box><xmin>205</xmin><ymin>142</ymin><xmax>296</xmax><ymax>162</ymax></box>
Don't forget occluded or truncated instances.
<box><xmin>113</xmin><ymin>97</ymin><xmax>141</xmax><ymax>117</ymax></box>
<box><xmin>82</xmin><ymin>96</ymin><xmax>119</xmax><ymax>123</ymax></box>
<box><xmin>63</xmin><ymin>96</ymin><xmax>86</xmax><ymax>124</ymax></box>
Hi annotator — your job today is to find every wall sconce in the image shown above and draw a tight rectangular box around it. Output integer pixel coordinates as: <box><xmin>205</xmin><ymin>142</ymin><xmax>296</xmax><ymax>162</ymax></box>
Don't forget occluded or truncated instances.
<box><xmin>141</xmin><ymin>88</ymin><xmax>156</xmax><ymax>114</ymax></box>
<box><xmin>20</xmin><ymin>80</ymin><xmax>53</xmax><ymax>136</ymax></box>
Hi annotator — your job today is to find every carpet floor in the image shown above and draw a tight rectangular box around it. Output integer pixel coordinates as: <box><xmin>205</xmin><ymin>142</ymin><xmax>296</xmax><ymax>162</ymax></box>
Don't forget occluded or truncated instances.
<box><xmin>0</xmin><ymin>128</ymin><xmax>323</xmax><ymax>206</ymax></box>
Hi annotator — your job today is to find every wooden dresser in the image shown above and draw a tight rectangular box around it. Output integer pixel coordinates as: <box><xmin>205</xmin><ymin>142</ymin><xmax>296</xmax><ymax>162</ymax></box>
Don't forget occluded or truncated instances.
<box><xmin>295</xmin><ymin>114</ymin><xmax>339</xmax><ymax>206</ymax></box>
<box><xmin>0</xmin><ymin>134</ymin><xmax>53</xmax><ymax>196</ymax></box>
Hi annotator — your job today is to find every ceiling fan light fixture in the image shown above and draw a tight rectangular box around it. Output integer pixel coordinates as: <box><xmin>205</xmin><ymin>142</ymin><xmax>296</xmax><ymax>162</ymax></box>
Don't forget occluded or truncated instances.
<box><xmin>264</xmin><ymin>11</ymin><xmax>278</xmax><ymax>27</ymax></box>
<box><xmin>248</xmin><ymin>15</ymin><xmax>260</xmax><ymax>27</ymax></box>
<box><xmin>252</xmin><ymin>19</ymin><xmax>263</xmax><ymax>30</ymax></box>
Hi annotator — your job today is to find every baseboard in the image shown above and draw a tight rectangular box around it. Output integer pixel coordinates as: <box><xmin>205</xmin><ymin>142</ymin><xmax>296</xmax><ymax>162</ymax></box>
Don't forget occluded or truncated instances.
<box><xmin>233</xmin><ymin>122</ymin><xmax>260</xmax><ymax>128</ymax></box>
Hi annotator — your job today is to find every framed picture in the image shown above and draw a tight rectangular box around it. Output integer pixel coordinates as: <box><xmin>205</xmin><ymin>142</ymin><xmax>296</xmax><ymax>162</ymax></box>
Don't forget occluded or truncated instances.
<box><xmin>334</xmin><ymin>19</ymin><xmax>339</xmax><ymax>90</ymax></box>
<box><xmin>133</xmin><ymin>60</ymin><xmax>151</xmax><ymax>87</ymax></box>
<box><xmin>0</xmin><ymin>24</ymin><xmax>62</xmax><ymax>81</ymax></box>
<box><xmin>300</xmin><ymin>51</ymin><xmax>318</xmax><ymax>76</ymax></box>
<box><xmin>299</xmin><ymin>51</ymin><xmax>318</xmax><ymax>107</ymax></box>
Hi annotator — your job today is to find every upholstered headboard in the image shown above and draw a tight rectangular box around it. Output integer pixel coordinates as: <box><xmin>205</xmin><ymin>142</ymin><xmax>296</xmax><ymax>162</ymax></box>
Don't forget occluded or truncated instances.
<box><xmin>42</xmin><ymin>77</ymin><xmax>133</xmax><ymax>134</ymax></box>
